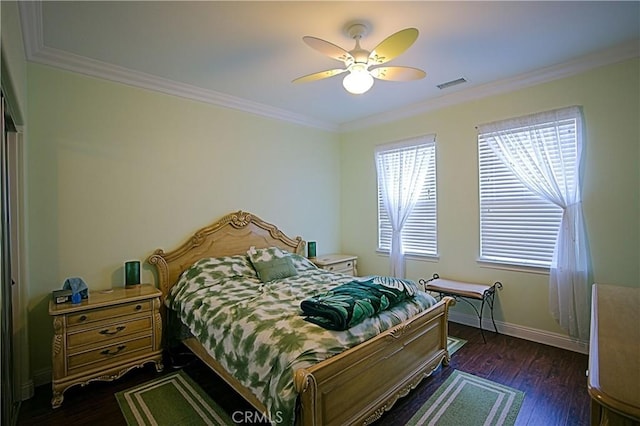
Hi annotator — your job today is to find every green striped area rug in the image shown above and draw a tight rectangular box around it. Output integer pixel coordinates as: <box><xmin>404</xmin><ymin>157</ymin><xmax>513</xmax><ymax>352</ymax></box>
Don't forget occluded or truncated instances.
<box><xmin>447</xmin><ymin>336</ymin><xmax>467</xmax><ymax>355</ymax></box>
<box><xmin>116</xmin><ymin>371</ymin><xmax>233</xmax><ymax>426</ymax></box>
<box><xmin>407</xmin><ymin>370</ymin><xmax>524</xmax><ymax>426</ymax></box>
<box><xmin>115</xmin><ymin>337</ymin><xmax>467</xmax><ymax>425</ymax></box>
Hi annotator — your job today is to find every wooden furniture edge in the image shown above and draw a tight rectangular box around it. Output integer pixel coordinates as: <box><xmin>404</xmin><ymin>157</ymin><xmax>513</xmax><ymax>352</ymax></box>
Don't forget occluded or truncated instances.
<box><xmin>148</xmin><ymin>210</ymin><xmax>305</xmax><ymax>304</ymax></box>
<box><xmin>48</xmin><ymin>284</ymin><xmax>162</xmax><ymax>315</ymax></box>
<box><xmin>51</xmin><ymin>352</ymin><xmax>164</xmax><ymax>407</ymax></box>
<box><xmin>294</xmin><ymin>296</ymin><xmax>454</xmax><ymax>425</ymax></box>
<box><xmin>49</xmin><ymin>289</ymin><xmax>164</xmax><ymax>408</ymax></box>
<box><xmin>587</xmin><ymin>284</ymin><xmax>640</xmax><ymax>422</ymax></box>
<box><xmin>148</xmin><ymin>210</ymin><xmax>454</xmax><ymax>426</ymax></box>
<box><xmin>182</xmin><ymin>337</ymin><xmax>268</xmax><ymax>413</ymax></box>
<box><xmin>310</xmin><ymin>254</ymin><xmax>358</xmax><ymax>264</ymax></box>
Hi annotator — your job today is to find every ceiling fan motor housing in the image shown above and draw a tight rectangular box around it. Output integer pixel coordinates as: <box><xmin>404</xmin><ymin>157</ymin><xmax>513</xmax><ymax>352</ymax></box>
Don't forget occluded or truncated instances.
<box><xmin>346</xmin><ymin>22</ymin><xmax>371</xmax><ymax>63</ymax></box>
<box><xmin>346</xmin><ymin>22</ymin><xmax>369</xmax><ymax>39</ymax></box>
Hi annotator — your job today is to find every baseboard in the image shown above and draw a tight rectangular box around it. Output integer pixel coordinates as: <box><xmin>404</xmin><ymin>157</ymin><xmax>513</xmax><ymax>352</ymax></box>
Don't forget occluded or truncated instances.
<box><xmin>32</xmin><ymin>368</ymin><xmax>51</xmax><ymax>388</ymax></box>
<box><xmin>448</xmin><ymin>311</ymin><xmax>589</xmax><ymax>354</ymax></box>
<box><xmin>20</xmin><ymin>379</ymin><xmax>34</xmax><ymax>401</ymax></box>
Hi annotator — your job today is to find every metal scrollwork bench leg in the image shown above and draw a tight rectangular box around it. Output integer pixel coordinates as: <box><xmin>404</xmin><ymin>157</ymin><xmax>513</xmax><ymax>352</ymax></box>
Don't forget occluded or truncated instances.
<box><xmin>419</xmin><ymin>273</ymin><xmax>503</xmax><ymax>343</ymax></box>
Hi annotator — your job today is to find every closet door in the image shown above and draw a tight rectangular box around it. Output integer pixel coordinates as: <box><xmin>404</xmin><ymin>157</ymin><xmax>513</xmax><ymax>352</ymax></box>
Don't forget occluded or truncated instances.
<box><xmin>1</xmin><ymin>91</ymin><xmax>17</xmax><ymax>424</ymax></box>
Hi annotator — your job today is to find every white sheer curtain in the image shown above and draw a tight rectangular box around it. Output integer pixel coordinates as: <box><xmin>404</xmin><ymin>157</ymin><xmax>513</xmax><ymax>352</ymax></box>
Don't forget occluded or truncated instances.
<box><xmin>375</xmin><ymin>136</ymin><xmax>434</xmax><ymax>278</ymax></box>
<box><xmin>478</xmin><ymin>106</ymin><xmax>590</xmax><ymax>341</ymax></box>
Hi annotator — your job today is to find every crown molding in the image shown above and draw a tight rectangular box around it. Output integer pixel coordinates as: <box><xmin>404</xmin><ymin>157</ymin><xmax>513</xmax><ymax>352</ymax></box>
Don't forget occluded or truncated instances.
<box><xmin>19</xmin><ymin>2</ymin><xmax>639</xmax><ymax>134</ymax></box>
<box><xmin>18</xmin><ymin>0</ymin><xmax>43</xmax><ymax>59</ymax></box>
<box><xmin>339</xmin><ymin>39</ymin><xmax>640</xmax><ymax>132</ymax></box>
<box><xmin>18</xmin><ymin>2</ymin><xmax>338</xmax><ymax>132</ymax></box>
<box><xmin>31</xmin><ymin>45</ymin><xmax>338</xmax><ymax>132</ymax></box>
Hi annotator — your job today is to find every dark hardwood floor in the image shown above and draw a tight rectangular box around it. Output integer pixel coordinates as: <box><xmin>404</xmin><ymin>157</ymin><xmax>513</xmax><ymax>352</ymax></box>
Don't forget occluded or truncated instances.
<box><xmin>16</xmin><ymin>322</ymin><xmax>590</xmax><ymax>425</ymax></box>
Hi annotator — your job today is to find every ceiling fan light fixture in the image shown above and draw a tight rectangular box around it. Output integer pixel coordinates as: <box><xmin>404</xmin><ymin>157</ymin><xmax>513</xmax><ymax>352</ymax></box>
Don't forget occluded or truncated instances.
<box><xmin>294</xmin><ymin>23</ymin><xmax>424</xmax><ymax>94</ymax></box>
<box><xmin>342</xmin><ymin>64</ymin><xmax>374</xmax><ymax>95</ymax></box>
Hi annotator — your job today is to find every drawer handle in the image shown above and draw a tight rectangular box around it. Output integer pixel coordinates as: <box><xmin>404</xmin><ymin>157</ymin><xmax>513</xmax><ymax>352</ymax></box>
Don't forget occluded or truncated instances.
<box><xmin>78</xmin><ymin>315</ymin><xmax>87</xmax><ymax>322</ymax></box>
<box><xmin>327</xmin><ymin>266</ymin><xmax>334</xmax><ymax>270</ymax></box>
<box><xmin>135</xmin><ymin>305</ymin><xmax>142</xmax><ymax>311</ymax></box>
<box><xmin>101</xmin><ymin>345</ymin><xmax>126</xmax><ymax>356</ymax></box>
<box><xmin>99</xmin><ymin>326</ymin><xmax>125</xmax><ymax>336</ymax></box>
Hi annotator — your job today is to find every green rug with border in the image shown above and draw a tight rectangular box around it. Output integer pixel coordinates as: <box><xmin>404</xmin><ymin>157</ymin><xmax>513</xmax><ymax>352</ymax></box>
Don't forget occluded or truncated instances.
<box><xmin>116</xmin><ymin>370</ymin><xmax>233</xmax><ymax>426</ymax></box>
<box><xmin>406</xmin><ymin>370</ymin><xmax>525</xmax><ymax>426</ymax></box>
<box><xmin>447</xmin><ymin>335</ymin><xmax>466</xmax><ymax>355</ymax></box>
<box><xmin>115</xmin><ymin>337</ymin><xmax>467</xmax><ymax>425</ymax></box>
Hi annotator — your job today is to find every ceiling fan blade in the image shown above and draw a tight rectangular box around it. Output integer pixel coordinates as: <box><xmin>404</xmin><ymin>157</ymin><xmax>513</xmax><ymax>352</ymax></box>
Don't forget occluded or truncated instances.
<box><xmin>302</xmin><ymin>36</ymin><xmax>354</xmax><ymax>63</ymax></box>
<box><xmin>292</xmin><ymin>68</ymin><xmax>348</xmax><ymax>84</ymax></box>
<box><xmin>370</xmin><ymin>66</ymin><xmax>426</xmax><ymax>81</ymax></box>
<box><xmin>368</xmin><ymin>28</ymin><xmax>419</xmax><ymax>65</ymax></box>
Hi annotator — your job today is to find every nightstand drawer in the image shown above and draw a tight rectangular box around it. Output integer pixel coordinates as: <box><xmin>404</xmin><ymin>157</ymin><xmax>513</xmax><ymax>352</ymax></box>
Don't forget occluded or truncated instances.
<box><xmin>49</xmin><ymin>284</ymin><xmax>164</xmax><ymax>408</ymax></box>
<box><xmin>67</xmin><ymin>316</ymin><xmax>153</xmax><ymax>349</ymax></box>
<box><xmin>67</xmin><ymin>300</ymin><xmax>152</xmax><ymax>327</ymax></box>
<box><xmin>323</xmin><ymin>260</ymin><xmax>355</xmax><ymax>273</ymax></box>
<box><xmin>311</xmin><ymin>254</ymin><xmax>358</xmax><ymax>276</ymax></box>
<box><xmin>68</xmin><ymin>335</ymin><xmax>153</xmax><ymax>373</ymax></box>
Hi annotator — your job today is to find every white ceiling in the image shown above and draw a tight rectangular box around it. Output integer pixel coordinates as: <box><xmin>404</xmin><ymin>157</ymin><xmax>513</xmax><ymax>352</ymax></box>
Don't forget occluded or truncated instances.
<box><xmin>19</xmin><ymin>1</ymin><xmax>640</xmax><ymax>131</ymax></box>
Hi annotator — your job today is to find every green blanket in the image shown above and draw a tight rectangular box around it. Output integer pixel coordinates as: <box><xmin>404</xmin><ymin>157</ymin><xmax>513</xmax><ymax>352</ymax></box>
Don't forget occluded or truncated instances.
<box><xmin>300</xmin><ymin>276</ymin><xmax>419</xmax><ymax>330</ymax></box>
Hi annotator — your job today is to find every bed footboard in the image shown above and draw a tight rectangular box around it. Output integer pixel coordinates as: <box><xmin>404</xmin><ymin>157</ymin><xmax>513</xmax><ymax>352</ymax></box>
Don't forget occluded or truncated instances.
<box><xmin>294</xmin><ymin>296</ymin><xmax>454</xmax><ymax>426</ymax></box>
<box><xmin>150</xmin><ymin>211</ymin><xmax>456</xmax><ymax>426</ymax></box>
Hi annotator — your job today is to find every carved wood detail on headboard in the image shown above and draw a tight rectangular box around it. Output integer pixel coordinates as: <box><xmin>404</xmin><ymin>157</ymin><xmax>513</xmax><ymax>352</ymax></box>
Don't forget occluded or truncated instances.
<box><xmin>148</xmin><ymin>211</ymin><xmax>305</xmax><ymax>299</ymax></box>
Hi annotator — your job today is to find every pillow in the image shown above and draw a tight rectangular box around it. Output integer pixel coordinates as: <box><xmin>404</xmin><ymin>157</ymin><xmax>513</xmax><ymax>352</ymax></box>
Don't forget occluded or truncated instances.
<box><xmin>188</xmin><ymin>255</ymin><xmax>258</xmax><ymax>280</ymax></box>
<box><xmin>247</xmin><ymin>246</ymin><xmax>287</xmax><ymax>263</ymax></box>
<box><xmin>289</xmin><ymin>253</ymin><xmax>318</xmax><ymax>271</ymax></box>
<box><xmin>252</xmin><ymin>256</ymin><xmax>298</xmax><ymax>282</ymax></box>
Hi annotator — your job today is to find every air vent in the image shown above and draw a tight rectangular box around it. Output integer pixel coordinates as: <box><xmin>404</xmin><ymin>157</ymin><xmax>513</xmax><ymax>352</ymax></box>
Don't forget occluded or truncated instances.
<box><xmin>436</xmin><ymin>77</ymin><xmax>467</xmax><ymax>90</ymax></box>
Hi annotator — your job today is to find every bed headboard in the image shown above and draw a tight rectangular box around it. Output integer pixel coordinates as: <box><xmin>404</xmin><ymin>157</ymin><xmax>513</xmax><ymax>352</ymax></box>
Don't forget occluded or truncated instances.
<box><xmin>148</xmin><ymin>210</ymin><xmax>305</xmax><ymax>298</ymax></box>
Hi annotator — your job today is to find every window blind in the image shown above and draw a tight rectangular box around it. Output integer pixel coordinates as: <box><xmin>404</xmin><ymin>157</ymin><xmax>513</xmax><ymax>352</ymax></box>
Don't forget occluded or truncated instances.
<box><xmin>478</xmin><ymin>113</ymin><xmax>579</xmax><ymax>268</ymax></box>
<box><xmin>377</xmin><ymin>139</ymin><xmax>437</xmax><ymax>256</ymax></box>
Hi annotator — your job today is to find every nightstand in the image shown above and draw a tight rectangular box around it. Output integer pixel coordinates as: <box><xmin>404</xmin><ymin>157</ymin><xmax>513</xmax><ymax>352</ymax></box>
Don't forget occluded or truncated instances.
<box><xmin>311</xmin><ymin>254</ymin><xmax>358</xmax><ymax>276</ymax></box>
<box><xmin>48</xmin><ymin>284</ymin><xmax>164</xmax><ymax>408</ymax></box>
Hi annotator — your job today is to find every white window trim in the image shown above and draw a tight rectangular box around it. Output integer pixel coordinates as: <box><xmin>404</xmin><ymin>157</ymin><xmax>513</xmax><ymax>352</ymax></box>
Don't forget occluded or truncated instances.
<box><xmin>375</xmin><ymin>134</ymin><xmax>438</xmax><ymax>266</ymax></box>
<box><xmin>477</xmin><ymin>107</ymin><xmax>580</xmax><ymax>268</ymax></box>
<box><xmin>477</xmin><ymin>105</ymin><xmax>591</xmax><ymax>340</ymax></box>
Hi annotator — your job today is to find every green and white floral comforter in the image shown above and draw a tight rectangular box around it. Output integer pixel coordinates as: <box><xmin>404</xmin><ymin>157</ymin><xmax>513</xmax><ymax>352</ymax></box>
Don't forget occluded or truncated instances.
<box><xmin>166</xmin><ymin>253</ymin><xmax>437</xmax><ymax>426</ymax></box>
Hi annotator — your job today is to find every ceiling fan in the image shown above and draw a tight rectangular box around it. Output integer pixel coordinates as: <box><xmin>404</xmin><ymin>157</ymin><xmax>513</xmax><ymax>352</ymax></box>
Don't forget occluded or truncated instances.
<box><xmin>292</xmin><ymin>22</ymin><xmax>426</xmax><ymax>95</ymax></box>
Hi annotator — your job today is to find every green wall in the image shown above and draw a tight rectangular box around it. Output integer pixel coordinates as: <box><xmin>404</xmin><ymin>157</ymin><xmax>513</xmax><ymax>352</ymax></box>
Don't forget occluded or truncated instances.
<box><xmin>26</xmin><ymin>63</ymin><xmax>341</xmax><ymax>378</ymax></box>
<box><xmin>340</xmin><ymin>58</ymin><xmax>640</xmax><ymax>339</ymax></box>
<box><xmin>1</xmin><ymin>0</ymin><xmax>26</xmax><ymax>123</ymax></box>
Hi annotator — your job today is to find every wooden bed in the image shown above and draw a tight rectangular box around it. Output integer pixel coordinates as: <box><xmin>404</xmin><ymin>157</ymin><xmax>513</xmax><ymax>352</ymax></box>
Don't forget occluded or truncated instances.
<box><xmin>148</xmin><ymin>210</ymin><xmax>454</xmax><ymax>426</ymax></box>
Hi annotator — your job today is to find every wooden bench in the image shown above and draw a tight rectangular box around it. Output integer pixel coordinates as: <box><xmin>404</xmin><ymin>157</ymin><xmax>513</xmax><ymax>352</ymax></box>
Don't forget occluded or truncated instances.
<box><xmin>419</xmin><ymin>273</ymin><xmax>503</xmax><ymax>343</ymax></box>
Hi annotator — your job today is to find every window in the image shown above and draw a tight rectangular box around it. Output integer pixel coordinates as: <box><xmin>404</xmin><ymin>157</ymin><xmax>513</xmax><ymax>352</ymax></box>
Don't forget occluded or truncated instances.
<box><xmin>376</xmin><ymin>135</ymin><xmax>437</xmax><ymax>257</ymax></box>
<box><xmin>477</xmin><ymin>107</ymin><xmax>580</xmax><ymax>268</ymax></box>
